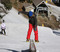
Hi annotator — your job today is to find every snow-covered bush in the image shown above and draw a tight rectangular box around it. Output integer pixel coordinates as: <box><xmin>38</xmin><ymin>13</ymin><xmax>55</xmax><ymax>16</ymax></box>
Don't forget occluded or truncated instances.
<box><xmin>0</xmin><ymin>15</ymin><xmax>2</xmax><ymax>18</ymax></box>
<box><xmin>1</xmin><ymin>0</ymin><xmax>12</xmax><ymax>10</ymax></box>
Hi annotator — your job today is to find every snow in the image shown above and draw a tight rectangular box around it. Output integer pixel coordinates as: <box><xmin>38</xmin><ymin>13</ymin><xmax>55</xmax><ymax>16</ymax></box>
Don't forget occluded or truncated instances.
<box><xmin>45</xmin><ymin>2</ymin><xmax>60</xmax><ymax>21</ymax></box>
<box><xmin>0</xmin><ymin>3</ymin><xmax>4</xmax><ymax>7</ymax></box>
<box><xmin>0</xmin><ymin>8</ymin><xmax>60</xmax><ymax>52</ymax></box>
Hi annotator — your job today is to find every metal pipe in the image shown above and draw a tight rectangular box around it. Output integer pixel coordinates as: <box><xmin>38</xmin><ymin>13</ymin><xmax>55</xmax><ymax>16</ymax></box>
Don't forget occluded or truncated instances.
<box><xmin>29</xmin><ymin>39</ymin><xmax>36</xmax><ymax>52</ymax></box>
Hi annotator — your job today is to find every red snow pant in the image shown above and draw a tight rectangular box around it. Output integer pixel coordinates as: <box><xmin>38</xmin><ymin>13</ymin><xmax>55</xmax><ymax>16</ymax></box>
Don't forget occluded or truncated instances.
<box><xmin>27</xmin><ymin>23</ymin><xmax>38</xmax><ymax>40</ymax></box>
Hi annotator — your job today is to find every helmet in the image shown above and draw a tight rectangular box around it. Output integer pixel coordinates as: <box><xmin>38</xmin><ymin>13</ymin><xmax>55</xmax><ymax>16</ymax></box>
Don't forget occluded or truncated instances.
<box><xmin>29</xmin><ymin>11</ymin><xmax>33</xmax><ymax>17</ymax></box>
<box><xmin>31</xmin><ymin>9</ymin><xmax>34</xmax><ymax>12</ymax></box>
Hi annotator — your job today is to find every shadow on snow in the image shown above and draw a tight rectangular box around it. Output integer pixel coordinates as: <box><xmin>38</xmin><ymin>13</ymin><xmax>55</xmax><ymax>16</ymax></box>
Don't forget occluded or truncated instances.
<box><xmin>53</xmin><ymin>31</ymin><xmax>60</xmax><ymax>36</ymax></box>
<box><xmin>0</xmin><ymin>48</ymin><xmax>19</xmax><ymax>52</ymax></box>
<box><xmin>0</xmin><ymin>48</ymin><xmax>30</xmax><ymax>52</ymax></box>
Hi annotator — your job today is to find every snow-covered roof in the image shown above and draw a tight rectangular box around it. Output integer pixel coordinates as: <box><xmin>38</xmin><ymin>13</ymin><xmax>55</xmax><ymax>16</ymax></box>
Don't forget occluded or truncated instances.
<box><xmin>36</xmin><ymin>1</ymin><xmax>47</xmax><ymax>7</ymax></box>
<box><xmin>33</xmin><ymin>0</ymin><xmax>43</xmax><ymax>6</ymax></box>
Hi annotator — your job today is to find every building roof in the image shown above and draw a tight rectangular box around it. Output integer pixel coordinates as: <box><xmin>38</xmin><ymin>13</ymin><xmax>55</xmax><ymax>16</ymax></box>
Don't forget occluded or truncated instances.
<box><xmin>33</xmin><ymin>0</ymin><xmax>55</xmax><ymax>6</ymax></box>
<box><xmin>33</xmin><ymin>0</ymin><xmax>43</xmax><ymax>6</ymax></box>
<box><xmin>37</xmin><ymin>1</ymin><xmax>47</xmax><ymax>7</ymax></box>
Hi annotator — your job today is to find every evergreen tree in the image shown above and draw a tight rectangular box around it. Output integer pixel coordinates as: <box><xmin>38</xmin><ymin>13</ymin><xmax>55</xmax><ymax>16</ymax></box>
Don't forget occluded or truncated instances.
<box><xmin>27</xmin><ymin>0</ymin><xmax>33</xmax><ymax>3</ymax></box>
<box><xmin>22</xmin><ymin>6</ymin><xmax>25</xmax><ymax>11</ymax></box>
<box><xmin>0</xmin><ymin>15</ymin><xmax>3</xmax><ymax>18</ymax></box>
<box><xmin>19</xmin><ymin>0</ymin><xmax>25</xmax><ymax>2</ymax></box>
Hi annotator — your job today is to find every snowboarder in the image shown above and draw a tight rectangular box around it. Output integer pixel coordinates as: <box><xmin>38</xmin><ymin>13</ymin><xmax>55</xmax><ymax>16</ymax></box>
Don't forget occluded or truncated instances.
<box><xmin>18</xmin><ymin>9</ymin><xmax>39</xmax><ymax>42</ymax></box>
<box><xmin>1</xmin><ymin>20</ymin><xmax>6</xmax><ymax>35</ymax></box>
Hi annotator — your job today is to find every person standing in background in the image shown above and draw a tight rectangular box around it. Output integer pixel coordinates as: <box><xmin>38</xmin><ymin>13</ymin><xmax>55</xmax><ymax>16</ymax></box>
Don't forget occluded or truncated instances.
<box><xmin>1</xmin><ymin>20</ymin><xmax>6</xmax><ymax>35</ymax></box>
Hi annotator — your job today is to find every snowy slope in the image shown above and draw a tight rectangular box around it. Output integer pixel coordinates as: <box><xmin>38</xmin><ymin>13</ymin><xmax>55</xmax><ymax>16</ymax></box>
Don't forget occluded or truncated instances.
<box><xmin>0</xmin><ymin>8</ymin><xmax>60</xmax><ymax>52</ymax></box>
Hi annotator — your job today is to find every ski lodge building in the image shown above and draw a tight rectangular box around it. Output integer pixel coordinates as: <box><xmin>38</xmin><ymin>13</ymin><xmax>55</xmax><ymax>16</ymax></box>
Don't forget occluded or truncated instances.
<box><xmin>36</xmin><ymin>1</ymin><xmax>48</xmax><ymax>17</ymax></box>
<box><xmin>33</xmin><ymin>0</ymin><xmax>55</xmax><ymax>17</ymax></box>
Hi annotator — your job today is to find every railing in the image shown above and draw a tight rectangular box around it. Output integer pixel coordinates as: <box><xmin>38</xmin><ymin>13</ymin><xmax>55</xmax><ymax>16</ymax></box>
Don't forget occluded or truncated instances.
<box><xmin>38</xmin><ymin>7</ymin><xmax>48</xmax><ymax>11</ymax></box>
<box><xmin>29</xmin><ymin>39</ymin><xmax>36</xmax><ymax>52</ymax></box>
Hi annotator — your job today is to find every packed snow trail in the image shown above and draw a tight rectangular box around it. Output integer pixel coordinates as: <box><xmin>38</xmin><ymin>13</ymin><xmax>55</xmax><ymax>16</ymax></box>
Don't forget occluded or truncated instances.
<box><xmin>0</xmin><ymin>8</ymin><xmax>60</xmax><ymax>52</ymax></box>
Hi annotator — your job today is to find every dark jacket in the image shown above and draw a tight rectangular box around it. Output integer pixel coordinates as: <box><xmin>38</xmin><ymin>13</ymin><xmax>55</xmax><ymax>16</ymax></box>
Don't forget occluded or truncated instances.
<box><xmin>18</xmin><ymin>11</ymin><xmax>37</xmax><ymax>30</ymax></box>
<box><xmin>29</xmin><ymin>16</ymin><xmax>37</xmax><ymax>27</ymax></box>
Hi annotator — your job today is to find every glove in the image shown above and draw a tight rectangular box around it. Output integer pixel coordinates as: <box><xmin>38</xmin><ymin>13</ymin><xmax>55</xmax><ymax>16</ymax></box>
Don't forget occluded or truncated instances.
<box><xmin>18</xmin><ymin>11</ymin><xmax>20</xmax><ymax>14</ymax></box>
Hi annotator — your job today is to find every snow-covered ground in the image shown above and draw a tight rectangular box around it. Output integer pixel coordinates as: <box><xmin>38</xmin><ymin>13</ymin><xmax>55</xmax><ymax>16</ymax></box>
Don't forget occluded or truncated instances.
<box><xmin>0</xmin><ymin>8</ymin><xmax>60</xmax><ymax>52</ymax></box>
